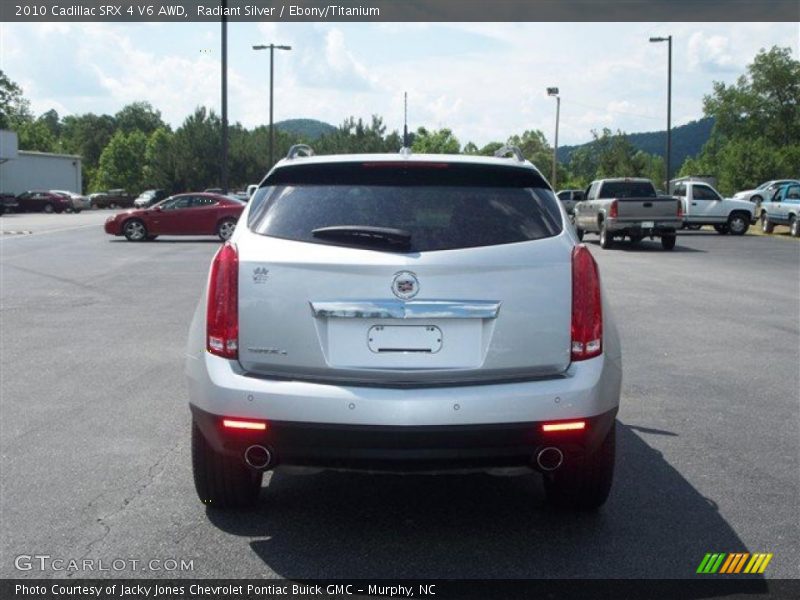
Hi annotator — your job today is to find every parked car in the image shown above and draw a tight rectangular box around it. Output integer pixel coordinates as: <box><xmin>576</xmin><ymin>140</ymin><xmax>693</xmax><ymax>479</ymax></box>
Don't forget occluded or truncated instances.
<box><xmin>556</xmin><ymin>189</ymin><xmax>585</xmax><ymax>216</ymax></box>
<box><xmin>573</xmin><ymin>178</ymin><xmax>683</xmax><ymax>250</ymax></box>
<box><xmin>90</xmin><ymin>189</ymin><xmax>136</xmax><ymax>209</ymax></box>
<box><xmin>186</xmin><ymin>147</ymin><xmax>622</xmax><ymax>510</ymax></box>
<box><xmin>104</xmin><ymin>193</ymin><xmax>245</xmax><ymax>241</ymax></box>
<box><xmin>133</xmin><ymin>189</ymin><xmax>168</xmax><ymax>209</ymax></box>
<box><xmin>16</xmin><ymin>190</ymin><xmax>72</xmax><ymax>213</ymax></box>
<box><xmin>204</xmin><ymin>188</ymin><xmax>223</xmax><ymax>194</ymax></box>
<box><xmin>732</xmin><ymin>179</ymin><xmax>800</xmax><ymax>207</ymax></box>
<box><xmin>0</xmin><ymin>193</ymin><xmax>19</xmax><ymax>215</ymax></box>
<box><xmin>761</xmin><ymin>182</ymin><xmax>800</xmax><ymax>237</ymax></box>
<box><xmin>51</xmin><ymin>190</ymin><xmax>91</xmax><ymax>213</ymax></box>
<box><xmin>671</xmin><ymin>180</ymin><xmax>754</xmax><ymax>235</ymax></box>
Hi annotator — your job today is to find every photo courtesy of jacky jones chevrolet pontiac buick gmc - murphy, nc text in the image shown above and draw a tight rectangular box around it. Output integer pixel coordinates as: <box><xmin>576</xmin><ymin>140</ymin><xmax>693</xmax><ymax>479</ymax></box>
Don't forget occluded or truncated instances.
<box><xmin>185</xmin><ymin>146</ymin><xmax>622</xmax><ymax>510</ymax></box>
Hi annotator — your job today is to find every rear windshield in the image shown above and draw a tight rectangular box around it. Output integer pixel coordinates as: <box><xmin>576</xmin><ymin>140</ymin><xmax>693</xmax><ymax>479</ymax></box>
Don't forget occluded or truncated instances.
<box><xmin>247</xmin><ymin>162</ymin><xmax>562</xmax><ymax>252</ymax></box>
<box><xmin>598</xmin><ymin>181</ymin><xmax>656</xmax><ymax>198</ymax></box>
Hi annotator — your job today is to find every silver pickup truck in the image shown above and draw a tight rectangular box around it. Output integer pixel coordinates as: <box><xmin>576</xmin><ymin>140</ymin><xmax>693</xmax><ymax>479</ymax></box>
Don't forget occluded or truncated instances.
<box><xmin>573</xmin><ymin>178</ymin><xmax>683</xmax><ymax>250</ymax></box>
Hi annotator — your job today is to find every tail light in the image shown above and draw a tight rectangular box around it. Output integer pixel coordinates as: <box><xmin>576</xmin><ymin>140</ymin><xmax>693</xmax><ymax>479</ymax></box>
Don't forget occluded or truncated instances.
<box><xmin>571</xmin><ymin>245</ymin><xmax>602</xmax><ymax>361</ymax></box>
<box><xmin>677</xmin><ymin>199</ymin><xmax>683</xmax><ymax>218</ymax></box>
<box><xmin>609</xmin><ymin>200</ymin><xmax>618</xmax><ymax>219</ymax></box>
<box><xmin>207</xmin><ymin>242</ymin><xmax>238</xmax><ymax>359</ymax></box>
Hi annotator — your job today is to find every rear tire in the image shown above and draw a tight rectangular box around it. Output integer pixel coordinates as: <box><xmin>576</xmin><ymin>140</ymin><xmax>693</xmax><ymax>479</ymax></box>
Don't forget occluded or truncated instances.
<box><xmin>43</xmin><ymin>203</ymin><xmax>54</xmax><ymax>214</ymax></box>
<box><xmin>761</xmin><ymin>214</ymin><xmax>774</xmax><ymax>234</ymax></box>
<box><xmin>661</xmin><ymin>233</ymin><xmax>677</xmax><ymax>250</ymax></box>
<box><xmin>686</xmin><ymin>224</ymin><xmax>702</xmax><ymax>231</ymax></box>
<box><xmin>714</xmin><ymin>224</ymin><xmax>729</xmax><ymax>235</ymax></box>
<box><xmin>544</xmin><ymin>421</ymin><xmax>615</xmax><ymax>510</ymax></box>
<box><xmin>790</xmin><ymin>215</ymin><xmax>799</xmax><ymax>238</ymax></box>
<box><xmin>109</xmin><ymin>202</ymin><xmax>119</xmax><ymax>209</ymax></box>
<box><xmin>191</xmin><ymin>422</ymin><xmax>262</xmax><ymax>509</ymax></box>
<box><xmin>599</xmin><ymin>221</ymin><xmax>613</xmax><ymax>249</ymax></box>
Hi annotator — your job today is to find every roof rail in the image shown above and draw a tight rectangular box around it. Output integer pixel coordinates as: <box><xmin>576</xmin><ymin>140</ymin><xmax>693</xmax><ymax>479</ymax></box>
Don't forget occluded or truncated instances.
<box><xmin>399</xmin><ymin>146</ymin><xmax>412</xmax><ymax>156</ymax></box>
<box><xmin>493</xmin><ymin>145</ymin><xmax>525</xmax><ymax>162</ymax></box>
<box><xmin>286</xmin><ymin>144</ymin><xmax>314</xmax><ymax>159</ymax></box>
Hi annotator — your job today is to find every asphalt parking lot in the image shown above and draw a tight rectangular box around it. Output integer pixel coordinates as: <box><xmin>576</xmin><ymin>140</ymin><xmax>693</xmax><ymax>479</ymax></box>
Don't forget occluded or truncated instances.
<box><xmin>1</xmin><ymin>210</ymin><xmax>798</xmax><ymax>580</ymax></box>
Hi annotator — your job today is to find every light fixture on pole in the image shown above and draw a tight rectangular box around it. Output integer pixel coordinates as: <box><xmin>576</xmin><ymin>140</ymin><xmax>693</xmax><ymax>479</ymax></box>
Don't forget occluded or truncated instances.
<box><xmin>547</xmin><ymin>87</ymin><xmax>560</xmax><ymax>189</ymax></box>
<box><xmin>253</xmin><ymin>44</ymin><xmax>292</xmax><ymax>169</ymax></box>
<box><xmin>649</xmin><ymin>35</ymin><xmax>672</xmax><ymax>189</ymax></box>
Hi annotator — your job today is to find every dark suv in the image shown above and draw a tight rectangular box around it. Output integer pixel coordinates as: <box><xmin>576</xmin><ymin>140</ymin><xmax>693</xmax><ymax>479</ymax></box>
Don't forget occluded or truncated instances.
<box><xmin>91</xmin><ymin>189</ymin><xmax>136</xmax><ymax>209</ymax></box>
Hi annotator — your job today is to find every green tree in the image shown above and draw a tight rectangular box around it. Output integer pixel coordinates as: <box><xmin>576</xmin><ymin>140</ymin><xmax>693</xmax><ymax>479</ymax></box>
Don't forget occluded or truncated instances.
<box><xmin>60</xmin><ymin>113</ymin><xmax>118</xmax><ymax>190</ymax></box>
<box><xmin>172</xmin><ymin>107</ymin><xmax>221</xmax><ymax>191</ymax></box>
<box><xmin>411</xmin><ymin>127</ymin><xmax>460</xmax><ymax>154</ymax></box>
<box><xmin>683</xmin><ymin>46</ymin><xmax>800</xmax><ymax>194</ymax></box>
<box><xmin>143</xmin><ymin>127</ymin><xmax>175</xmax><ymax>190</ymax></box>
<box><xmin>0</xmin><ymin>69</ymin><xmax>31</xmax><ymax>128</ymax></box>
<box><xmin>92</xmin><ymin>130</ymin><xmax>148</xmax><ymax>192</ymax></box>
<box><xmin>16</xmin><ymin>119</ymin><xmax>57</xmax><ymax>152</ymax></box>
<box><xmin>115</xmin><ymin>101</ymin><xmax>166</xmax><ymax>136</ymax></box>
<box><xmin>316</xmin><ymin>116</ymin><xmax>402</xmax><ymax>156</ymax></box>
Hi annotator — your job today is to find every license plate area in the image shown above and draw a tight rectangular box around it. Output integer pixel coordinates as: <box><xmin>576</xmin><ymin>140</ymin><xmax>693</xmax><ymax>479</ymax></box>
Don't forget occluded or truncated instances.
<box><xmin>641</xmin><ymin>221</ymin><xmax>655</xmax><ymax>228</ymax></box>
<box><xmin>368</xmin><ymin>325</ymin><xmax>442</xmax><ymax>354</ymax></box>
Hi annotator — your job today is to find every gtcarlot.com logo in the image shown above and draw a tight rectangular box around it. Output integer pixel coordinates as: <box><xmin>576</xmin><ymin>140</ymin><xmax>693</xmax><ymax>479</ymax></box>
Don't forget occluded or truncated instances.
<box><xmin>696</xmin><ymin>552</ymin><xmax>773</xmax><ymax>574</ymax></box>
<box><xmin>14</xmin><ymin>554</ymin><xmax>194</xmax><ymax>572</ymax></box>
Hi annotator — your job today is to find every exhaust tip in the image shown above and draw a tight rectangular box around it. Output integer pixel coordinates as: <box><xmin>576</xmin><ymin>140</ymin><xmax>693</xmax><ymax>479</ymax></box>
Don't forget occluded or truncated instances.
<box><xmin>244</xmin><ymin>445</ymin><xmax>273</xmax><ymax>470</ymax></box>
<box><xmin>536</xmin><ymin>447</ymin><xmax>564</xmax><ymax>472</ymax></box>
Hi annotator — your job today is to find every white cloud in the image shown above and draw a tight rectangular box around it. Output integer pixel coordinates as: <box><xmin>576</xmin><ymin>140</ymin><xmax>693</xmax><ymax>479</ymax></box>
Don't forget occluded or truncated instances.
<box><xmin>1</xmin><ymin>22</ymin><xmax>797</xmax><ymax>147</ymax></box>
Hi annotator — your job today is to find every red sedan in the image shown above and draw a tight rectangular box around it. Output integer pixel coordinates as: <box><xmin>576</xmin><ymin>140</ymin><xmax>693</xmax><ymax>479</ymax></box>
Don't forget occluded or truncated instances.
<box><xmin>104</xmin><ymin>193</ymin><xmax>245</xmax><ymax>242</ymax></box>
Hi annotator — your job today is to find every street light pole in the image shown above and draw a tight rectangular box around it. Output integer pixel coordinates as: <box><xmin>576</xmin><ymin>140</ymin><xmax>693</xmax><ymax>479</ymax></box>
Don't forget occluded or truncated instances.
<box><xmin>253</xmin><ymin>44</ymin><xmax>292</xmax><ymax>169</ymax></box>
<box><xmin>650</xmin><ymin>35</ymin><xmax>672</xmax><ymax>189</ymax></box>
<box><xmin>220</xmin><ymin>0</ymin><xmax>228</xmax><ymax>193</ymax></box>
<box><xmin>547</xmin><ymin>87</ymin><xmax>560</xmax><ymax>189</ymax></box>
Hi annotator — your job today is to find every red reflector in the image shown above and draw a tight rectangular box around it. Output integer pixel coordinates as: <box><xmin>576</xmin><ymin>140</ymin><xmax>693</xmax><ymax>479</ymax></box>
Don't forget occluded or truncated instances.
<box><xmin>207</xmin><ymin>242</ymin><xmax>238</xmax><ymax>359</ymax></box>
<box><xmin>571</xmin><ymin>244</ymin><xmax>603</xmax><ymax>361</ymax></box>
<box><xmin>222</xmin><ymin>419</ymin><xmax>266</xmax><ymax>431</ymax></box>
<box><xmin>542</xmin><ymin>421</ymin><xmax>586</xmax><ymax>432</ymax></box>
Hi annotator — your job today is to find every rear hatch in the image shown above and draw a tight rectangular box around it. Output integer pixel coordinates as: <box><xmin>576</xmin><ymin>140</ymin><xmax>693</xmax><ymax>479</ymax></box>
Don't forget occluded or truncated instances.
<box><xmin>236</xmin><ymin>159</ymin><xmax>573</xmax><ymax>385</ymax></box>
<box><xmin>601</xmin><ymin>180</ymin><xmax>679</xmax><ymax>222</ymax></box>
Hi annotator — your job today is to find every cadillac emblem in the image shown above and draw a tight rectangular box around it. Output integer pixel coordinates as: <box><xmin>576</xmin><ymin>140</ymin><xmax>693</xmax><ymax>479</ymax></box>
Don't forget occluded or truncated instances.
<box><xmin>391</xmin><ymin>271</ymin><xmax>419</xmax><ymax>300</ymax></box>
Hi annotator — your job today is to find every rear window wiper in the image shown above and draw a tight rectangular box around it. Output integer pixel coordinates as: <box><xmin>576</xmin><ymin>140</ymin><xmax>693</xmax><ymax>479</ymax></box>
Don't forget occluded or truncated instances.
<box><xmin>311</xmin><ymin>226</ymin><xmax>412</xmax><ymax>247</ymax></box>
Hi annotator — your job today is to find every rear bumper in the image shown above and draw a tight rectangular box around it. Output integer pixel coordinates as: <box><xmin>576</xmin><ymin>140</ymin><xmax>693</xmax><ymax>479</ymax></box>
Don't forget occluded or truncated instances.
<box><xmin>606</xmin><ymin>218</ymin><xmax>680</xmax><ymax>234</ymax></box>
<box><xmin>191</xmin><ymin>404</ymin><xmax>617</xmax><ymax>471</ymax></box>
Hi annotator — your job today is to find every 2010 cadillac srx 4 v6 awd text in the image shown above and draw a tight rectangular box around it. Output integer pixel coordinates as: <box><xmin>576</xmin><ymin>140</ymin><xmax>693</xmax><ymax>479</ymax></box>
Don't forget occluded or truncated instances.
<box><xmin>186</xmin><ymin>146</ymin><xmax>622</xmax><ymax>510</ymax></box>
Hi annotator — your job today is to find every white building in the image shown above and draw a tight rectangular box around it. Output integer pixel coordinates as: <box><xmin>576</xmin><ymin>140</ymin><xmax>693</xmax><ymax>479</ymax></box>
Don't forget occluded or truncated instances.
<box><xmin>0</xmin><ymin>130</ymin><xmax>82</xmax><ymax>195</ymax></box>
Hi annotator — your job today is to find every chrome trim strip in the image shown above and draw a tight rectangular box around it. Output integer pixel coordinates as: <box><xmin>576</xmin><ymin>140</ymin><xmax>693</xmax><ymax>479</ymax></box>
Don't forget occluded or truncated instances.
<box><xmin>310</xmin><ymin>300</ymin><xmax>501</xmax><ymax>320</ymax></box>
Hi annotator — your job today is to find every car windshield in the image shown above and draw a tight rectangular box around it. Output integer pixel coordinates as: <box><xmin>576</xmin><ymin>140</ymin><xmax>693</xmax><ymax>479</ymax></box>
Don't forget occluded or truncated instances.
<box><xmin>248</xmin><ymin>162</ymin><xmax>562</xmax><ymax>253</ymax></box>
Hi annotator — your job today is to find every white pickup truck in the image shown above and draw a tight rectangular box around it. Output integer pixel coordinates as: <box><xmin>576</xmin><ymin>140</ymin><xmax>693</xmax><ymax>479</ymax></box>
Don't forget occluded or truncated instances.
<box><xmin>671</xmin><ymin>180</ymin><xmax>754</xmax><ymax>236</ymax></box>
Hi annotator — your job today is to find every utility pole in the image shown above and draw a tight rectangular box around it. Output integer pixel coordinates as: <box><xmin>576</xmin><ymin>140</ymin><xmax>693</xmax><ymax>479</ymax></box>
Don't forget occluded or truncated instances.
<box><xmin>650</xmin><ymin>35</ymin><xmax>672</xmax><ymax>189</ymax></box>
<box><xmin>547</xmin><ymin>87</ymin><xmax>560</xmax><ymax>189</ymax></box>
<box><xmin>253</xmin><ymin>44</ymin><xmax>292</xmax><ymax>169</ymax></box>
<box><xmin>403</xmin><ymin>91</ymin><xmax>409</xmax><ymax>148</ymax></box>
<box><xmin>220</xmin><ymin>1</ymin><xmax>228</xmax><ymax>193</ymax></box>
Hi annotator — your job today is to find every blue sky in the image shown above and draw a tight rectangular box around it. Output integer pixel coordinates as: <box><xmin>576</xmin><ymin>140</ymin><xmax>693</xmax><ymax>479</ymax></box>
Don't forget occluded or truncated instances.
<box><xmin>1</xmin><ymin>21</ymin><xmax>797</xmax><ymax>146</ymax></box>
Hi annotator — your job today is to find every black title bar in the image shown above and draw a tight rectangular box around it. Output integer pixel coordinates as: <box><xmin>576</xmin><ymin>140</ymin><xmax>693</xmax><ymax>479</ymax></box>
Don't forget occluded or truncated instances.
<box><xmin>1</xmin><ymin>0</ymin><xmax>799</xmax><ymax>22</ymax></box>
